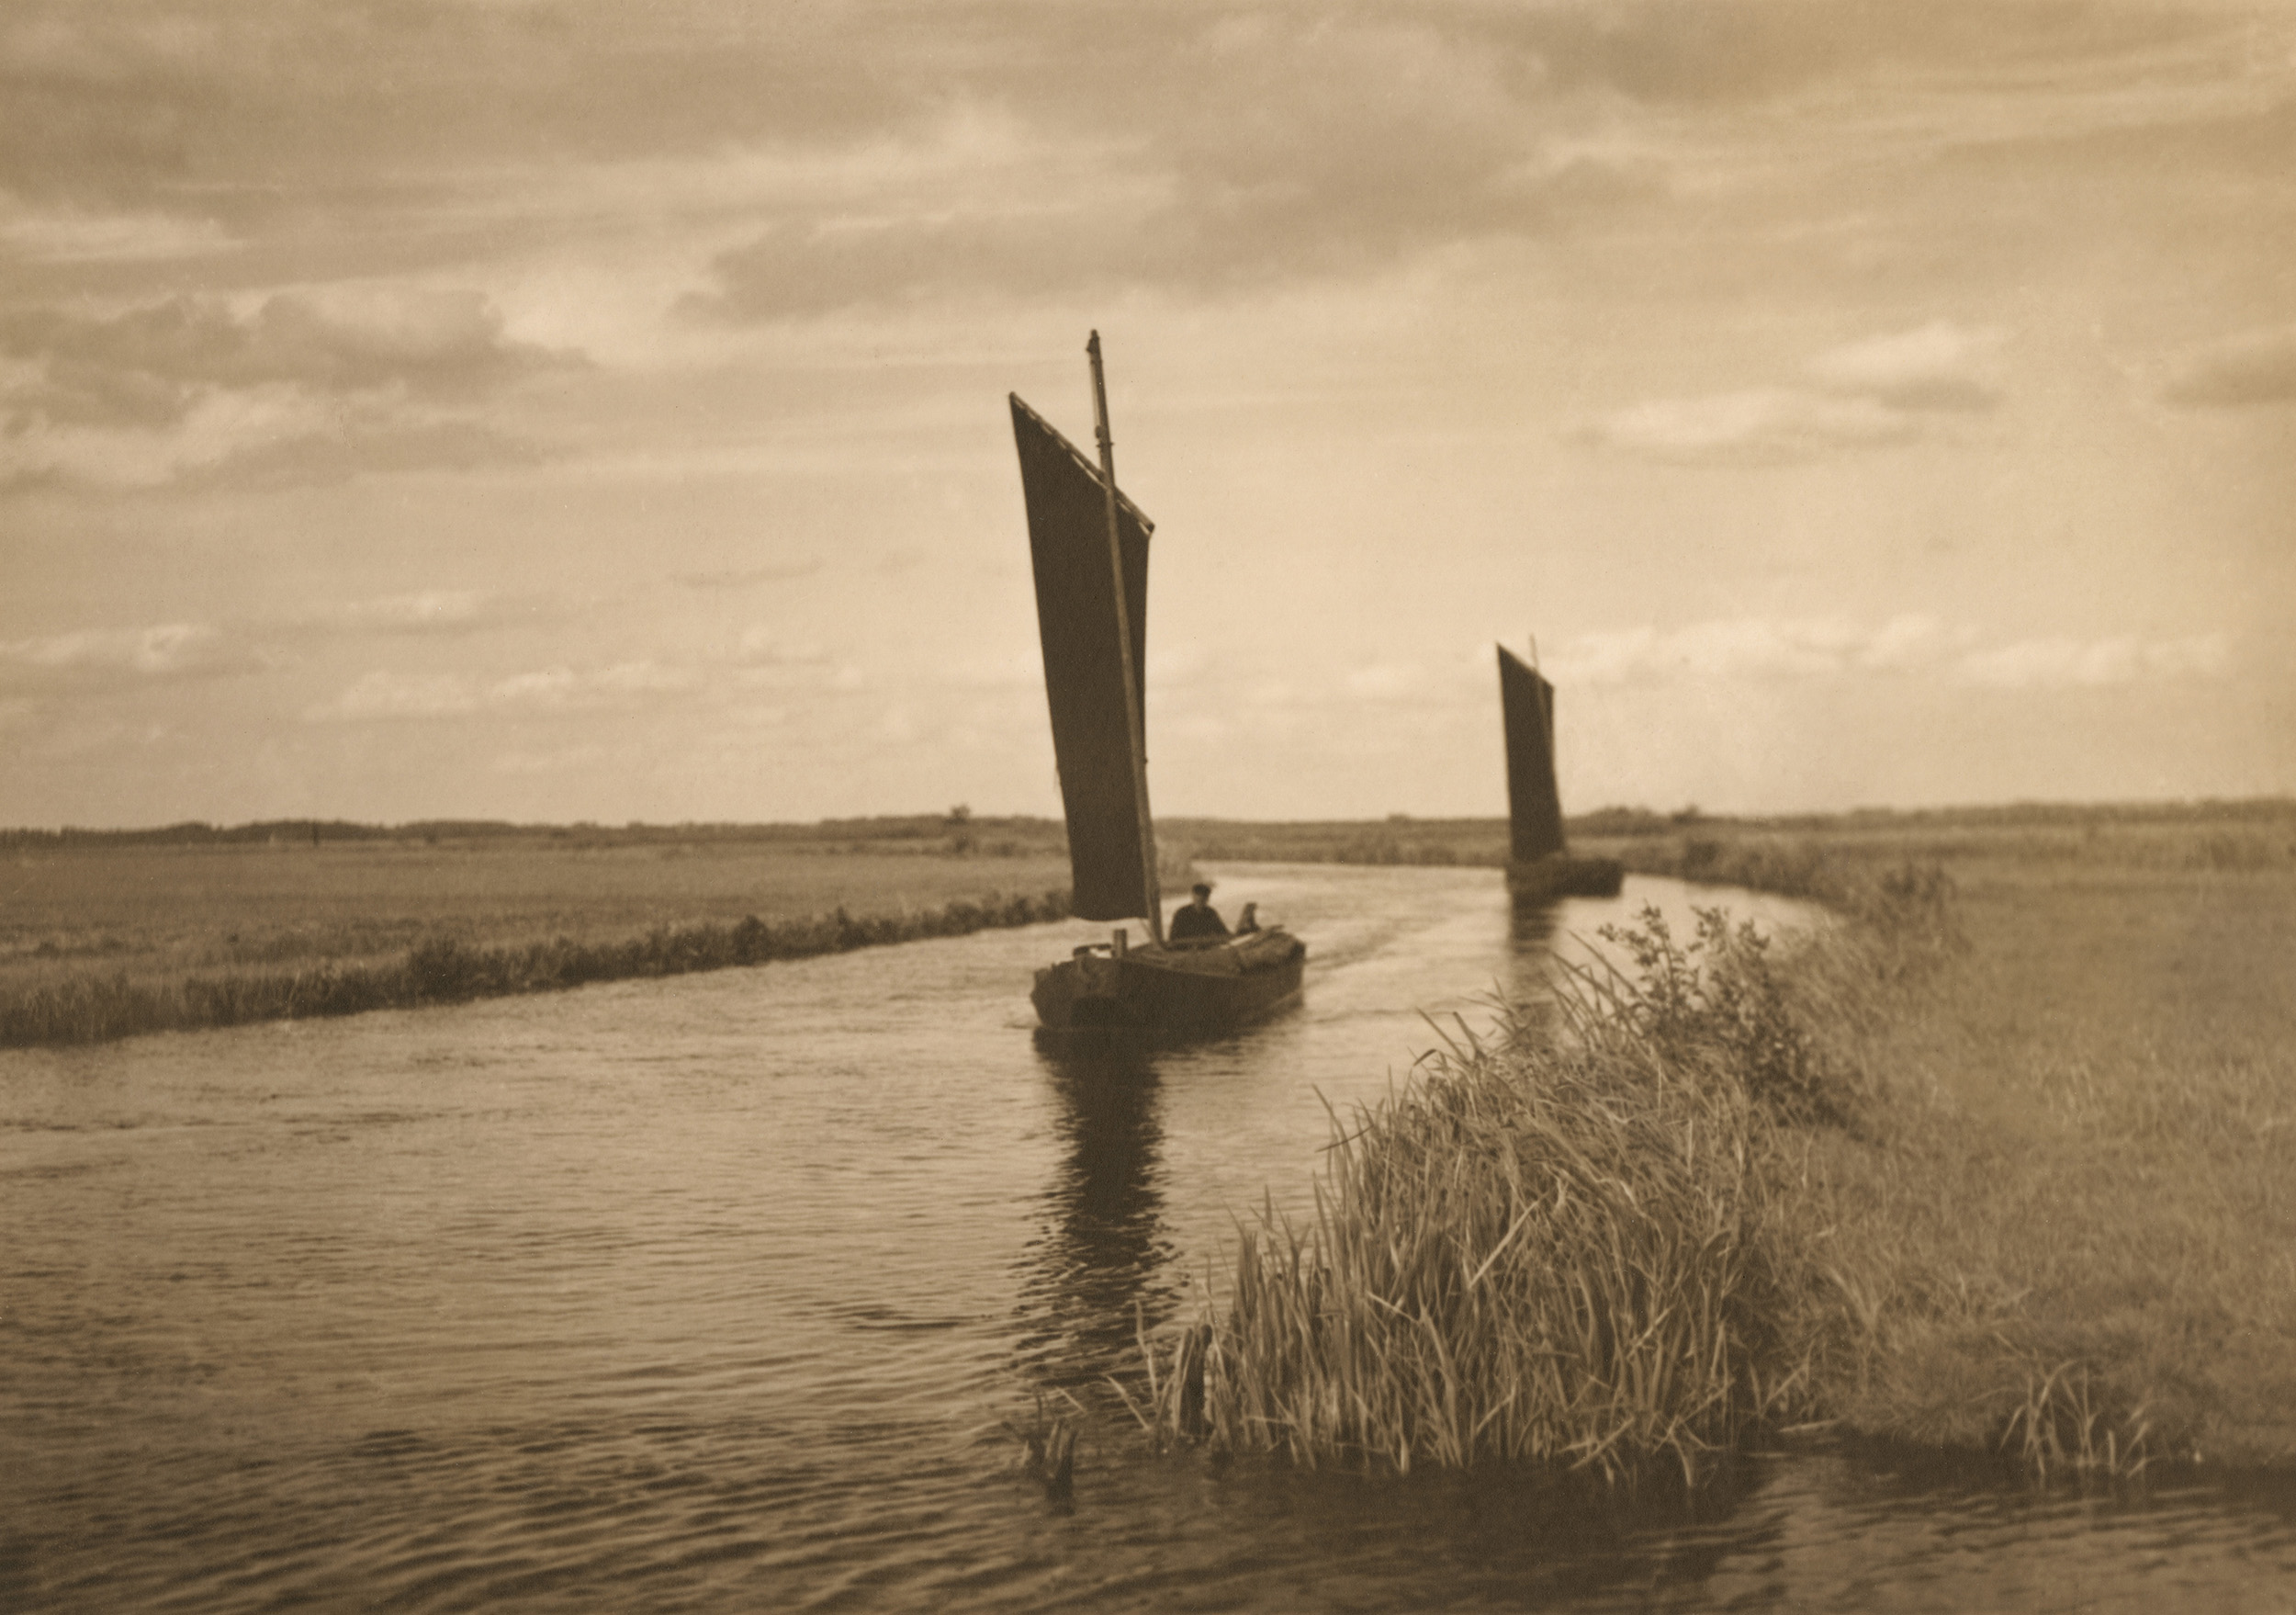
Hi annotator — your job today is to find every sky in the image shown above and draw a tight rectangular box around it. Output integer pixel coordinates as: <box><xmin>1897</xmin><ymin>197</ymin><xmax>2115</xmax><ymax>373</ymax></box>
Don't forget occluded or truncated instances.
<box><xmin>4</xmin><ymin>0</ymin><xmax>2292</xmax><ymax>829</ymax></box>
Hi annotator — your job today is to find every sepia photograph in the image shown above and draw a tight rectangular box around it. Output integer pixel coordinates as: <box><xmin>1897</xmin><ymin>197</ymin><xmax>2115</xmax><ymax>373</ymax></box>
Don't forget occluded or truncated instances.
<box><xmin>4</xmin><ymin>2</ymin><xmax>2293</xmax><ymax>1609</ymax></box>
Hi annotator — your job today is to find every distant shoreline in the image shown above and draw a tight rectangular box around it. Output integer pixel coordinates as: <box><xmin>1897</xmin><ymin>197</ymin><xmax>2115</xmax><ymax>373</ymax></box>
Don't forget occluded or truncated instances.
<box><xmin>5</xmin><ymin>794</ymin><xmax>2290</xmax><ymax>847</ymax></box>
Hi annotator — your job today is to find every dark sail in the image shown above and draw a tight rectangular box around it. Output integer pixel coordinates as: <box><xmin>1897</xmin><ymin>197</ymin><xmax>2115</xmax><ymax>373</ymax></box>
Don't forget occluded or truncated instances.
<box><xmin>1498</xmin><ymin>645</ymin><xmax>1567</xmax><ymax>863</ymax></box>
<box><xmin>1012</xmin><ymin>393</ymin><xmax>1155</xmax><ymax>920</ymax></box>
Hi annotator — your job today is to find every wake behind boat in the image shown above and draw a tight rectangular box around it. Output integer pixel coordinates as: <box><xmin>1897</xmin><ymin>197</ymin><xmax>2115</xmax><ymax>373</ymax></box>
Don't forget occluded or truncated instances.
<box><xmin>1010</xmin><ymin>335</ymin><xmax>1306</xmax><ymax>1034</ymax></box>
<box><xmin>1499</xmin><ymin>642</ymin><xmax>1625</xmax><ymax>900</ymax></box>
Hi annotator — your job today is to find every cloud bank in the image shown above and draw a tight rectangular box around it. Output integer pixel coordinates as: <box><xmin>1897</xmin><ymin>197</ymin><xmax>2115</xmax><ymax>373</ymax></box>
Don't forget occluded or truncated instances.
<box><xmin>0</xmin><ymin>288</ymin><xmax>572</xmax><ymax>490</ymax></box>
<box><xmin>1581</xmin><ymin>322</ymin><xmax>2007</xmax><ymax>463</ymax></box>
<box><xmin>0</xmin><ymin>620</ymin><xmax>265</xmax><ymax>692</ymax></box>
<box><xmin>1547</xmin><ymin>616</ymin><xmax>2229</xmax><ymax>689</ymax></box>
<box><xmin>2159</xmin><ymin>325</ymin><xmax>2296</xmax><ymax>409</ymax></box>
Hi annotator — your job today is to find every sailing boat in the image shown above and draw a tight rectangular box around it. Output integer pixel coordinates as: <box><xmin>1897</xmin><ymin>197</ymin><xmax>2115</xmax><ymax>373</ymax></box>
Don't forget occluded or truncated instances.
<box><xmin>1497</xmin><ymin>642</ymin><xmax>1625</xmax><ymax>899</ymax></box>
<box><xmin>1010</xmin><ymin>334</ymin><xmax>1306</xmax><ymax>1033</ymax></box>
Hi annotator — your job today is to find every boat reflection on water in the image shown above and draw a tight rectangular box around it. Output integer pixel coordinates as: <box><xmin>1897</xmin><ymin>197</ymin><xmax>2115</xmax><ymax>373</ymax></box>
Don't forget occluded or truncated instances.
<box><xmin>1012</xmin><ymin>1037</ymin><xmax>1181</xmax><ymax>1390</ymax></box>
<box><xmin>1499</xmin><ymin>891</ymin><xmax>1570</xmax><ymax>1017</ymax></box>
<box><xmin>1509</xmin><ymin>892</ymin><xmax>1566</xmax><ymax>951</ymax></box>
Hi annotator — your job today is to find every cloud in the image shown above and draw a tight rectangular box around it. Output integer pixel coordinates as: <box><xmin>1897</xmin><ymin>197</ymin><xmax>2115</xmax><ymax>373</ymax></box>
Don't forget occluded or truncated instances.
<box><xmin>1551</xmin><ymin>617</ymin><xmax>1901</xmax><ymax>683</ymax></box>
<box><xmin>944</xmin><ymin>652</ymin><xmax>1042</xmax><ymax>691</ymax></box>
<box><xmin>176</xmin><ymin>419</ymin><xmax>546</xmax><ymax>490</ymax></box>
<box><xmin>1547</xmin><ymin>616</ymin><xmax>2231</xmax><ymax>689</ymax></box>
<box><xmin>660</xmin><ymin>1</ymin><xmax>2238</xmax><ymax>324</ymax></box>
<box><xmin>295</xmin><ymin>590</ymin><xmax>547</xmax><ymax>637</ymax></box>
<box><xmin>1147</xmin><ymin>643</ymin><xmax>1216</xmax><ymax>691</ymax></box>
<box><xmin>4</xmin><ymin>0</ymin><xmax>2261</xmax><ymax>340</ymax></box>
<box><xmin>1480</xmin><ymin>0</ymin><xmax>2218</xmax><ymax>109</ymax></box>
<box><xmin>674</xmin><ymin>559</ymin><xmax>821</xmax><ymax>590</ymax></box>
<box><xmin>489</xmin><ymin>661</ymin><xmax>702</xmax><ymax>711</ymax></box>
<box><xmin>0</xmin><ymin>7</ymin><xmax>222</xmax><ymax>206</ymax></box>
<box><xmin>1578</xmin><ymin>389</ymin><xmax>1919</xmax><ymax>461</ymax></box>
<box><xmin>732</xmin><ymin>627</ymin><xmax>835</xmax><ymax>669</ymax></box>
<box><xmin>310</xmin><ymin>658</ymin><xmax>710</xmax><ymax>722</ymax></box>
<box><xmin>1956</xmin><ymin>632</ymin><xmax>2232</xmax><ymax>689</ymax></box>
<box><xmin>1</xmin><ymin>408</ymin><xmax>545</xmax><ymax>494</ymax></box>
<box><xmin>0</xmin><ymin>620</ymin><xmax>265</xmax><ymax>693</ymax></box>
<box><xmin>1581</xmin><ymin>321</ymin><xmax>2006</xmax><ymax>462</ymax></box>
<box><xmin>0</xmin><ymin>1</ymin><xmax>936</xmax><ymax>209</ymax></box>
<box><xmin>682</xmin><ymin>14</ymin><xmax>1670</xmax><ymax>322</ymax></box>
<box><xmin>310</xmin><ymin>670</ymin><xmax>478</xmax><ymax>721</ymax></box>
<box><xmin>1861</xmin><ymin>613</ymin><xmax>1977</xmax><ymax>672</ymax></box>
<box><xmin>1805</xmin><ymin>321</ymin><xmax>2004</xmax><ymax>412</ymax></box>
<box><xmin>0</xmin><ymin>288</ymin><xmax>571</xmax><ymax>429</ymax></box>
<box><xmin>0</xmin><ymin>195</ymin><xmax>234</xmax><ymax>264</ymax></box>
<box><xmin>0</xmin><ymin>284</ymin><xmax>573</xmax><ymax>491</ymax></box>
<box><xmin>2159</xmin><ymin>325</ymin><xmax>2296</xmax><ymax>409</ymax></box>
<box><xmin>493</xmin><ymin>743</ymin><xmax>610</xmax><ymax>776</ymax></box>
<box><xmin>1345</xmin><ymin>661</ymin><xmax>1434</xmax><ymax>701</ymax></box>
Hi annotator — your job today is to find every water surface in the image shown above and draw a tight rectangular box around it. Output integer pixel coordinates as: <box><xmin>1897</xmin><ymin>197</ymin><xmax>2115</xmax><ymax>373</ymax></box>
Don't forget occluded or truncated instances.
<box><xmin>5</xmin><ymin>864</ymin><xmax>2290</xmax><ymax>1611</ymax></box>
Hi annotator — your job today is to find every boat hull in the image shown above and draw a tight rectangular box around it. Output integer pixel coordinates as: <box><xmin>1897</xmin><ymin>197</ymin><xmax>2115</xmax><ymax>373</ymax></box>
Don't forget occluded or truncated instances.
<box><xmin>1031</xmin><ymin>928</ymin><xmax>1306</xmax><ymax>1033</ymax></box>
<box><xmin>1505</xmin><ymin>854</ymin><xmax>1626</xmax><ymax>900</ymax></box>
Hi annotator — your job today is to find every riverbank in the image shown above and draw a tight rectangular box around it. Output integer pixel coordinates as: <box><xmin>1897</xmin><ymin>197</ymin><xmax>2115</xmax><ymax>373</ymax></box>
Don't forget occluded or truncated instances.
<box><xmin>1</xmin><ymin>834</ymin><xmax>1075</xmax><ymax>1047</ymax></box>
<box><xmin>1803</xmin><ymin>852</ymin><xmax>2296</xmax><ymax>1473</ymax></box>
<box><xmin>1142</xmin><ymin>820</ymin><xmax>2296</xmax><ymax>1480</ymax></box>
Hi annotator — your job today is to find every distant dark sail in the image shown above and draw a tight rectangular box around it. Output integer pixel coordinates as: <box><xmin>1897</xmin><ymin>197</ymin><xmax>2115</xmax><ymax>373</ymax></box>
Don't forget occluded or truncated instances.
<box><xmin>1498</xmin><ymin>645</ymin><xmax>1567</xmax><ymax>863</ymax></box>
<box><xmin>1012</xmin><ymin>393</ymin><xmax>1155</xmax><ymax>920</ymax></box>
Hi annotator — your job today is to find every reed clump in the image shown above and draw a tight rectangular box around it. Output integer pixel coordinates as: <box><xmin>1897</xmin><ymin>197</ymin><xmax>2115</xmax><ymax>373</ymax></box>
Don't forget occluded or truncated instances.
<box><xmin>1139</xmin><ymin>903</ymin><xmax>1874</xmax><ymax>1485</ymax></box>
<box><xmin>1625</xmin><ymin>835</ymin><xmax>1847</xmax><ymax>904</ymax></box>
<box><xmin>0</xmin><ymin>888</ymin><xmax>1071</xmax><ymax>1048</ymax></box>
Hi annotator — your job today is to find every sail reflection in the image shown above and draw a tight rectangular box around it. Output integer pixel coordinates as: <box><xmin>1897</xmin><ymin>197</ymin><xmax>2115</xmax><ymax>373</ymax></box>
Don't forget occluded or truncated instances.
<box><xmin>1011</xmin><ymin>1040</ymin><xmax>1179</xmax><ymax>1387</ymax></box>
<box><xmin>1509</xmin><ymin>892</ymin><xmax>1564</xmax><ymax>952</ymax></box>
<box><xmin>1500</xmin><ymin>891</ymin><xmax>1568</xmax><ymax>1011</ymax></box>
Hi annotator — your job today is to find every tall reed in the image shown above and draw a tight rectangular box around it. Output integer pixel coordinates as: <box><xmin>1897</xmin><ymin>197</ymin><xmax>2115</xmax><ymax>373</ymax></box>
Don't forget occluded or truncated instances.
<box><xmin>1141</xmin><ymin>907</ymin><xmax>1852</xmax><ymax>1485</ymax></box>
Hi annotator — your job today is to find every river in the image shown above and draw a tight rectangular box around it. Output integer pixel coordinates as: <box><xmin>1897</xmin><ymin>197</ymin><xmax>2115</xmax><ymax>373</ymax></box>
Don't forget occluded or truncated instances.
<box><xmin>4</xmin><ymin>864</ymin><xmax>2290</xmax><ymax>1611</ymax></box>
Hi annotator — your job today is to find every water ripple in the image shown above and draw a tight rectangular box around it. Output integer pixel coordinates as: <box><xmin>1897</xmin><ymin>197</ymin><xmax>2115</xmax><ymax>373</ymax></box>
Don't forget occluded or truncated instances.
<box><xmin>3</xmin><ymin>867</ymin><xmax>2286</xmax><ymax>1611</ymax></box>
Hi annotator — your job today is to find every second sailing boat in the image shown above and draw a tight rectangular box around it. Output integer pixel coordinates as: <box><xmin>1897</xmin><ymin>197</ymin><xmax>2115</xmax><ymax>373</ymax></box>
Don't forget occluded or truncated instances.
<box><xmin>1498</xmin><ymin>641</ymin><xmax>1624</xmax><ymax>899</ymax></box>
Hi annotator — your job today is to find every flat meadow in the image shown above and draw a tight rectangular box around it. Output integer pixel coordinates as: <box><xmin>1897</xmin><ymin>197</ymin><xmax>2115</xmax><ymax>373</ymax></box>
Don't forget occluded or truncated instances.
<box><xmin>0</xmin><ymin>821</ymin><xmax>1075</xmax><ymax>1046</ymax></box>
<box><xmin>1780</xmin><ymin>822</ymin><xmax>2296</xmax><ymax>1470</ymax></box>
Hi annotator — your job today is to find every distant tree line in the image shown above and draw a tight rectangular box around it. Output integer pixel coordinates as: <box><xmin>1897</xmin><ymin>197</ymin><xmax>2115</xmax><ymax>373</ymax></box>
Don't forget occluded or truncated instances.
<box><xmin>0</xmin><ymin>815</ymin><xmax>1071</xmax><ymax>851</ymax></box>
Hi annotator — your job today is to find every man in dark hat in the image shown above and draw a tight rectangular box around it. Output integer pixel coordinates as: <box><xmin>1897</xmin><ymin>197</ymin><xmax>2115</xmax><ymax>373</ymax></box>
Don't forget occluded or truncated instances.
<box><xmin>1167</xmin><ymin>881</ymin><xmax>1230</xmax><ymax>941</ymax></box>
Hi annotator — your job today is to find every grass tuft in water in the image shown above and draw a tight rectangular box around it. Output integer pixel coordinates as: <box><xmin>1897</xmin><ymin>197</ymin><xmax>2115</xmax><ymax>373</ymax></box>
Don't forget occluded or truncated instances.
<box><xmin>1998</xmin><ymin>1361</ymin><xmax>2152</xmax><ymax>1482</ymax></box>
<box><xmin>1000</xmin><ymin>1390</ymin><xmax>1084</xmax><ymax>1503</ymax></box>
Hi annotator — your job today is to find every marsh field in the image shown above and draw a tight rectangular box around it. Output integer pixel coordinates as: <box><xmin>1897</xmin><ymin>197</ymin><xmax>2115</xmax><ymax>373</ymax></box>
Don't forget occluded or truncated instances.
<box><xmin>0</xmin><ymin>819</ymin><xmax>1075</xmax><ymax>1046</ymax></box>
<box><xmin>5</xmin><ymin>797</ymin><xmax>2294</xmax><ymax>1482</ymax></box>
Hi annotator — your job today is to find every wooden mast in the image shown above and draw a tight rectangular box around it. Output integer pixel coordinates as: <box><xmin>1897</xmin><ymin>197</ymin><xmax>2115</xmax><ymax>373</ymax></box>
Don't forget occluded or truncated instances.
<box><xmin>1530</xmin><ymin>635</ymin><xmax>1555</xmax><ymax>762</ymax></box>
<box><xmin>1086</xmin><ymin>330</ymin><xmax>1164</xmax><ymax>944</ymax></box>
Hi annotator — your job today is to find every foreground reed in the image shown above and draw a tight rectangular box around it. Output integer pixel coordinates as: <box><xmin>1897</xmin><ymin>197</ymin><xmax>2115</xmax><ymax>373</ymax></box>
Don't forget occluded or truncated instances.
<box><xmin>1136</xmin><ymin>900</ymin><xmax>1887</xmax><ymax>1485</ymax></box>
<box><xmin>0</xmin><ymin>888</ymin><xmax>1070</xmax><ymax>1048</ymax></box>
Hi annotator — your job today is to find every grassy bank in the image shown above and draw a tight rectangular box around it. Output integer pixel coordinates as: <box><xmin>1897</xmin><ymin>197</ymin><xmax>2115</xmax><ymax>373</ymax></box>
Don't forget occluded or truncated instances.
<box><xmin>1139</xmin><ymin>829</ymin><xmax>2296</xmax><ymax>1482</ymax></box>
<box><xmin>2</xmin><ymin>887</ymin><xmax>1070</xmax><ymax>1048</ymax></box>
<box><xmin>1805</xmin><ymin>855</ymin><xmax>2296</xmax><ymax>1473</ymax></box>
<box><xmin>1</xmin><ymin>833</ymin><xmax>1078</xmax><ymax>1047</ymax></box>
<box><xmin>1166</xmin><ymin>798</ymin><xmax>2296</xmax><ymax>895</ymax></box>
